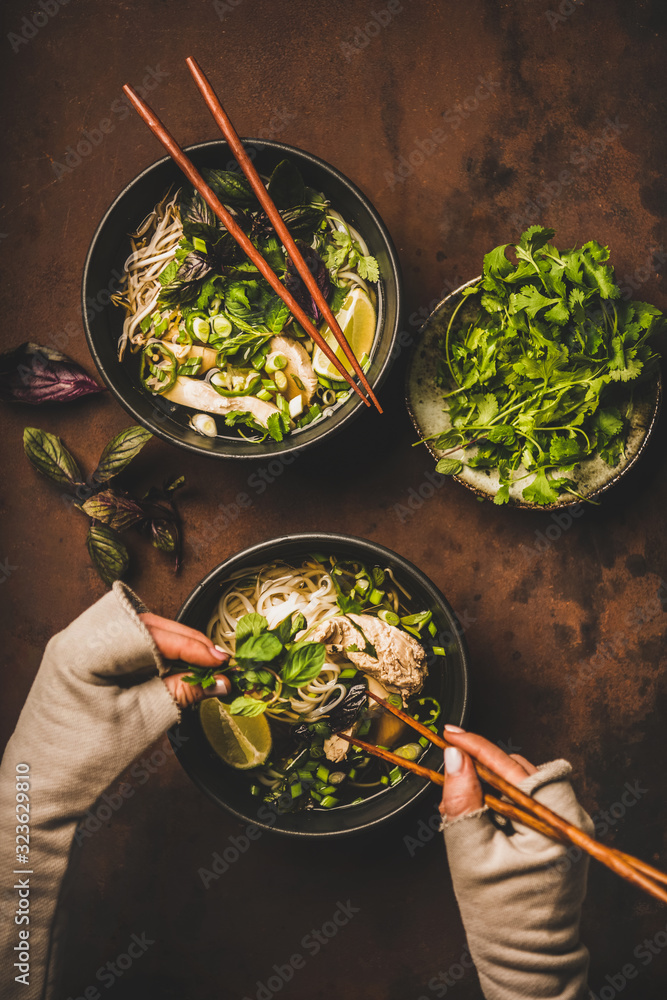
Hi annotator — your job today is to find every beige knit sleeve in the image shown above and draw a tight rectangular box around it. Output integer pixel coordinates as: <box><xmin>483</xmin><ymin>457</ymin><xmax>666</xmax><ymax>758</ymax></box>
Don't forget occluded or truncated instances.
<box><xmin>0</xmin><ymin>583</ymin><xmax>180</xmax><ymax>1000</ymax></box>
<box><xmin>443</xmin><ymin>760</ymin><xmax>593</xmax><ymax>1000</ymax></box>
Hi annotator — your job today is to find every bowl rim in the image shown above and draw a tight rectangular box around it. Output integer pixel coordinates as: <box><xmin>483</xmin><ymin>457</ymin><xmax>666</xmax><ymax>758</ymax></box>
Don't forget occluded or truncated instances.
<box><xmin>82</xmin><ymin>139</ymin><xmax>403</xmax><ymax>460</ymax></box>
<box><xmin>406</xmin><ymin>277</ymin><xmax>663</xmax><ymax>510</ymax></box>
<box><xmin>171</xmin><ymin>531</ymin><xmax>470</xmax><ymax>837</ymax></box>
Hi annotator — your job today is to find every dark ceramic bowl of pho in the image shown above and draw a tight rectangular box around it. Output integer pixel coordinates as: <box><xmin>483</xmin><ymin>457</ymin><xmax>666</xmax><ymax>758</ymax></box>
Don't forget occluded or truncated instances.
<box><xmin>169</xmin><ymin>532</ymin><xmax>469</xmax><ymax>838</ymax></box>
<box><xmin>83</xmin><ymin>140</ymin><xmax>402</xmax><ymax>459</ymax></box>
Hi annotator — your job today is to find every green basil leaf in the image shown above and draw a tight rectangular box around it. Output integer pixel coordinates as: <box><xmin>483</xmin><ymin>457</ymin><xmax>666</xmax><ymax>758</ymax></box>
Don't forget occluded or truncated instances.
<box><xmin>86</xmin><ymin>524</ymin><xmax>129</xmax><ymax>586</ymax></box>
<box><xmin>267</xmin><ymin>159</ymin><xmax>306</xmax><ymax>209</ymax></box>
<box><xmin>202</xmin><ymin>168</ymin><xmax>256</xmax><ymax>208</ymax></box>
<box><xmin>236</xmin><ymin>631</ymin><xmax>283</xmax><ymax>663</ymax></box>
<box><xmin>23</xmin><ymin>426</ymin><xmax>82</xmax><ymax>486</ymax></box>
<box><xmin>93</xmin><ymin>425</ymin><xmax>152</xmax><ymax>483</ymax></box>
<box><xmin>281</xmin><ymin>641</ymin><xmax>326</xmax><ymax>686</ymax></box>
<box><xmin>272</xmin><ymin>611</ymin><xmax>306</xmax><ymax>645</ymax></box>
<box><xmin>236</xmin><ymin>613</ymin><xmax>269</xmax><ymax>643</ymax></box>
<box><xmin>228</xmin><ymin>695</ymin><xmax>268</xmax><ymax>717</ymax></box>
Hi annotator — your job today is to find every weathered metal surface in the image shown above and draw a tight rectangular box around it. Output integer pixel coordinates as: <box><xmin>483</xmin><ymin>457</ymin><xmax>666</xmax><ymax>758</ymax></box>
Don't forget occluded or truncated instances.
<box><xmin>1</xmin><ymin>0</ymin><xmax>666</xmax><ymax>997</ymax></box>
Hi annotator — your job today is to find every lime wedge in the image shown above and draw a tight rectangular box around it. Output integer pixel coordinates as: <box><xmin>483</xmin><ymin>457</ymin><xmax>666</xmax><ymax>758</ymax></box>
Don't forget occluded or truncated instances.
<box><xmin>312</xmin><ymin>288</ymin><xmax>376</xmax><ymax>380</ymax></box>
<box><xmin>200</xmin><ymin>699</ymin><xmax>272</xmax><ymax>769</ymax></box>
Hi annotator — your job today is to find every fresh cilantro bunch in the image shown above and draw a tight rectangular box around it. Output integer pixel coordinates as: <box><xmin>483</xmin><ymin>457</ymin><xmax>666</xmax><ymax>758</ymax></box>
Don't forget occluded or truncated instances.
<box><xmin>430</xmin><ymin>226</ymin><xmax>662</xmax><ymax>505</ymax></box>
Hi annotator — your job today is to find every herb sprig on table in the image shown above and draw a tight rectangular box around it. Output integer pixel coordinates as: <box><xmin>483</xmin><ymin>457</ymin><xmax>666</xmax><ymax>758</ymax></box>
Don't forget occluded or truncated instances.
<box><xmin>23</xmin><ymin>424</ymin><xmax>184</xmax><ymax>585</ymax></box>
<box><xmin>429</xmin><ymin>226</ymin><xmax>663</xmax><ymax>505</ymax></box>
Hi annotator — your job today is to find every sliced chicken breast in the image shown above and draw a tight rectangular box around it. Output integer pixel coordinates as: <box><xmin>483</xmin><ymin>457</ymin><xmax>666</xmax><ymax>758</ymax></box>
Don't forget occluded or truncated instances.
<box><xmin>267</xmin><ymin>335</ymin><xmax>318</xmax><ymax>403</ymax></box>
<box><xmin>309</xmin><ymin>614</ymin><xmax>428</xmax><ymax>703</ymax></box>
<box><xmin>163</xmin><ymin>376</ymin><xmax>280</xmax><ymax>427</ymax></box>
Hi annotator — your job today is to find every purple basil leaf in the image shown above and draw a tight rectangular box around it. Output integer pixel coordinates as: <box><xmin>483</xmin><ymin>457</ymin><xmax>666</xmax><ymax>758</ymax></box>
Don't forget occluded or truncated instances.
<box><xmin>284</xmin><ymin>245</ymin><xmax>331</xmax><ymax>321</ymax></box>
<box><xmin>0</xmin><ymin>342</ymin><xmax>104</xmax><ymax>404</ymax></box>
<box><xmin>81</xmin><ymin>489</ymin><xmax>146</xmax><ymax>532</ymax></box>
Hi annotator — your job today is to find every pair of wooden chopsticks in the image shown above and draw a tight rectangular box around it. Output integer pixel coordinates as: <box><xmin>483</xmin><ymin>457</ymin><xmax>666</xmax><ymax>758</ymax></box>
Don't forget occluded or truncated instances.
<box><xmin>122</xmin><ymin>58</ymin><xmax>381</xmax><ymax>413</ymax></box>
<box><xmin>338</xmin><ymin>691</ymin><xmax>667</xmax><ymax>905</ymax></box>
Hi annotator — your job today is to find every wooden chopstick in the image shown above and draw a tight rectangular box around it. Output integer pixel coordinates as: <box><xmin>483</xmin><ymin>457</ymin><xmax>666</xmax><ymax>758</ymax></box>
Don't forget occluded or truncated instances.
<box><xmin>352</xmin><ymin>692</ymin><xmax>667</xmax><ymax>904</ymax></box>
<box><xmin>338</xmin><ymin>732</ymin><xmax>667</xmax><ymax>903</ymax></box>
<box><xmin>185</xmin><ymin>56</ymin><xmax>383</xmax><ymax>415</ymax></box>
<box><xmin>122</xmin><ymin>84</ymin><xmax>371</xmax><ymax>408</ymax></box>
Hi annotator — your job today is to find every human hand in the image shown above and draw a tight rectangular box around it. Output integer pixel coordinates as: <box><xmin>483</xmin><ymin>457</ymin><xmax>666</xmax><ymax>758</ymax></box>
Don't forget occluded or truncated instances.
<box><xmin>439</xmin><ymin>725</ymin><xmax>593</xmax><ymax>1000</ymax></box>
<box><xmin>439</xmin><ymin>724</ymin><xmax>538</xmax><ymax>819</ymax></box>
<box><xmin>139</xmin><ymin>612</ymin><xmax>231</xmax><ymax>708</ymax></box>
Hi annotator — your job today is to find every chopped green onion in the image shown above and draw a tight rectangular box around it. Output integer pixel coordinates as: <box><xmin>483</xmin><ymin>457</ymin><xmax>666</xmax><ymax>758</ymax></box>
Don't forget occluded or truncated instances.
<box><xmin>368</xmin><ymin>588</ymin><xmax>383</xmax><ymax>605</ymax></box>
<box><xmin>357</xmin><ymin>720</ymin><xmax>371</xmax><ymax>736</ymax></box>
<box><xmin>329</xmin><ymin>771</ymin><xmax>346</xmax><ymax>785</ymax></box>
<box><xmin>316</xmin><ymin>764</ymin><xmax>330</xmax><ymax>783</ymax></box>
<box><xmin>380</xmin><ymin>776</ymin><xmax>389</xmax><ymax>786</ymax></box>
<box><xmin>192</xmin><ymin>236</ymin><xmax>207</xmax><ymax>253</ymax></box>
<box><xmin>320</xmin><ymin>784</ymin><xmax>337</xmax><ymax>796</ymax></box>
<box><xmin>418</xmin><ymin>736</ymin><xmax>429</xmax><ymax>748</ymax></box>
<box><xmin>211</xmin><ymin>314</ymin><xmax>232</xmax><ymax>337</ymax></box>
<box><xmin>290</xmin><ymin>782</ymin><xmax>303</xmax><ymax>799</ymax></box>
<box><xmin>256</xmin><ymin>389</ymin><xmax>273</xmax><ymax>402</ymax></box>
<box><xmin>250</xmin><ymin>784</ymin><xmax>261</xmax><ymax>797</ymax></box>
<box><xmin>394</xmin><ymin>743</ymin><xmax>421</xmax><ymax>761</ymax></box>
<box><xmin>401</xmin><ymin>610</ymin><xmax>432</xmax><ymax>629</ymax></box>
<box><xmin>265</xmin><ymin>353</ymin><xmax>287</xmax><ymax>373</ymax></box>
<box><xmin>310</xmin><ymin>790</ymin><xmax>322</xmax><ymax>802</ymax></box>
<box><xmin>428</xmin><ymin>621</ymin><xmax>438</xmax><ymax>637</ymax></box>
<box><xmin>339</xmin><ymin>667</ymin><xmax>358</xmax><ymax>679</ymax></box>
<box><xmin>389</xmin><ymin>766</ymin><xmax>403</xmax><ymax>785</ymax></box>
<box><xmin>274</xmin><ymin>370</ymin><xmax>288</xmax><ymax>392</ymax></box>
<box><xmin>320</xmin><ymin>795</ymin><xmax>339</xmax><ymax>808</ymax></box>
<box><xmin>378</xmin><ymin>609</ymin><xmax>400</xmax><ymax>626</ymax></box>
<box><xmin>351</xmin><ymin>797</ymin><xmax>364</xmax><ymax>804</ymax></box>
<box><xmin>432</xmin><ymin>646</ymin><xmax>446</xmax><ymax>656</ymax></box>
<box><xmin>261</xmin><ymin>379</ymin><xmax>277</xmax><ymax>391</ymax></box>
<box><xmin>348</xmin><ymin>768</ymin><xmax>357</xmax><ymax>780</ymax></box>
<box><xmin>387</xmin><ymin>694</ymin><xmax>403</xmax><ymax>709</ymax></box>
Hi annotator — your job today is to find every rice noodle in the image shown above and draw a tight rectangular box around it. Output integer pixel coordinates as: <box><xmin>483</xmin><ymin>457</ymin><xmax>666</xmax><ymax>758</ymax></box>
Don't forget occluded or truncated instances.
<box><xmin>207</xmin><ymin>560</ymin><xmax>345</xmax><ymax>720</ymax></box>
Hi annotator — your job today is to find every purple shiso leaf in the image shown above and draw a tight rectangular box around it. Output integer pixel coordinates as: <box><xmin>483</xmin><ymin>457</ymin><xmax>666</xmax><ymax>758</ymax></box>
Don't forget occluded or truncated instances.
<box><xmin>0</xmin><ymin>342</ymin><xmax>105</xmax><ymax>404</ymax></box>
<box><xmin>284</xmin><ymin>245</ymin><xmax>331</xmax><ymax>322</ymax></box>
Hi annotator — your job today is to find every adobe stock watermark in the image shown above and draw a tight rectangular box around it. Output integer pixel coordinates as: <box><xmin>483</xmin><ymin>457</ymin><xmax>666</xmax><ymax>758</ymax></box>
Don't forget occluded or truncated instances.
<box><xmin>241</xmin><ymin>900</ymin><xmax>359</xmax><ymax>1000</ymax></box>
<box><xmin>7</xmin><ymin>0</ymin><xmax>70</xmax><ymax>54</ymax></box>
<box><xmin>385</xmin><ymin>76</ymin><xmax>501</xmax><ymax>190</ymax></box>
<box><xmin>404</xmin><ymin>739</ymin><xmax>521</xmax><ymax>857</ymax></box>
<box><xmin>64</xmin><ymin>932</ymin><xmax>154</xmax><ymax>1000</ymax></box>
<box><xmin>548</xmin><ymin>778</ymin><xmax>648</xmax><ymax>880</ymax></box>
<box><xmin>0</xmin><ymin>557</ymin><xmax>19</xmax><ymax>584</ymax></box>
<box><xmin>510</xmin><ymin>116</ymin><xmax>627</xmax><ymax>232</ymax></box>
<box><xmin>588</xmin><ymin>916</ymin><xmax>667</xmax><ymax>999</ymax></box>
<box><xmin>417</xmin><ymin>945</ymin><xmax>475</xmax><ymax>999</ymax></box>
<box><xmin>340</xmin><ymin>0</ymin><xmax>404</xmax><ymax>60</ymax></box>
<box><xmin>51</xmin><ymin>66</ymin><xmax>170</xmax><ymax>181</ymax></box>
<box><xmin>545</xmin><ymin>0</ymin><xmax>585</xmax><ymax>31</ymax></box>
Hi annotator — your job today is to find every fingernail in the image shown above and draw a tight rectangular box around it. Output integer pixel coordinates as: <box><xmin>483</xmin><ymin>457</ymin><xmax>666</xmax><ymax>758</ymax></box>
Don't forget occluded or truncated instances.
<box><xmin>211</xmin><ymin>646</ymin><xmax>228</xmax><ymax>661</ymax></box>
<box><xmin>212</xmin><ymin>679</ymin><xmax>230</xmax><ymax>695</ymax></box>
<box><xmin>444</xmin><ymin>724</ymin><xmax>465</xmax><ymax>734</ymax></box>
<box><xmin>444</xmin><ymin>747</ymin><xmax>463</xmax><ymax>775</ymax></box>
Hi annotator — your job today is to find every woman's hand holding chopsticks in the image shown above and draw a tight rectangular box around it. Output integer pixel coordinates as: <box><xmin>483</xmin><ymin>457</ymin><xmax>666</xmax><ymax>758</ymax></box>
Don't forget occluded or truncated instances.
<box><xmin>440</xmin><ymin>727</ymin><xmax>595</xmax><ymax>1000</ymax></box>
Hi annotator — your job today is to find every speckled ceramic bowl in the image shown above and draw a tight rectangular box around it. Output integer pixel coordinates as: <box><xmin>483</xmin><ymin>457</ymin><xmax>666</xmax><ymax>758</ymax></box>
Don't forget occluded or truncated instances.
<box><xmin>406</xmin><ymin>279</ymin><xmax>662</xmax><ymax>510</ymax></box>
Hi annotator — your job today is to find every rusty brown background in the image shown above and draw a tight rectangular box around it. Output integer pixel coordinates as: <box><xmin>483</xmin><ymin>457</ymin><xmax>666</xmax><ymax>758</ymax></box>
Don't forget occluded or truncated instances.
<box><xmin>2</xmin><ymin>0</ymin><xmax>667</xmax><ymax>997</ymax></box>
